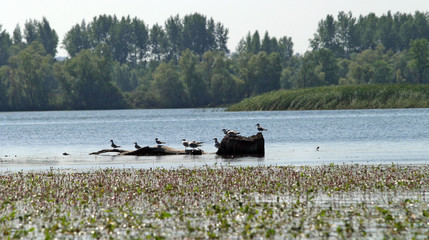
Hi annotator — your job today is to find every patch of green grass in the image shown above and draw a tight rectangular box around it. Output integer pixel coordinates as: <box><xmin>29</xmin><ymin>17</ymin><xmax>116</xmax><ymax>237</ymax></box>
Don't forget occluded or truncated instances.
<box><xmin>227</xmin><ymin>84</ymin><xmax>429</xmax><ymax>111</ymax></box>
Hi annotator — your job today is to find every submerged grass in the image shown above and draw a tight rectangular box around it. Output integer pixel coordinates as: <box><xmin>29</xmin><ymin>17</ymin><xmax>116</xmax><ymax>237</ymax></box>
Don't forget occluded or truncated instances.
<box><xmin>227</xmin><ymin>84</ymin><xmax>429</xmax><ymax>111</ymax></box>
<box><xmin>0</xmin><ymin>164</ymin><xmax>428</xmax><ymax>239</ymax></box>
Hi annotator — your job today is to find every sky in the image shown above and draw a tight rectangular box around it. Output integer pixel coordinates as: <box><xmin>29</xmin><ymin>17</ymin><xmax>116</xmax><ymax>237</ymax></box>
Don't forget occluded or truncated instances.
<box><xmin>1</xmin><ymin>0</ymin><xmax>428</xmax><ymax>57</ymax></box>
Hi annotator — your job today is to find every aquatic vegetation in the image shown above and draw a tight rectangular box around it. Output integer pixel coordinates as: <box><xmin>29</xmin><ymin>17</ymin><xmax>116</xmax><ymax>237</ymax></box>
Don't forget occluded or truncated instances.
<box><xmin>227</xmin><ymin>84</ymin><xmax>429</xmax><ymax>111</ymax></box>
<box><xmin>0</xmin><ymin>164</ymin><xmax>428</xmax><ymax>239</ymax></box>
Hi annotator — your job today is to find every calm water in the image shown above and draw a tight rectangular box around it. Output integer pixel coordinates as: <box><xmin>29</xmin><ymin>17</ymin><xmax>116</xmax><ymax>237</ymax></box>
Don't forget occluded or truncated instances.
<box><xmin>0</xmin><ymin>108</ymin><xmax>428</xmax><ymax>171</ymax></box>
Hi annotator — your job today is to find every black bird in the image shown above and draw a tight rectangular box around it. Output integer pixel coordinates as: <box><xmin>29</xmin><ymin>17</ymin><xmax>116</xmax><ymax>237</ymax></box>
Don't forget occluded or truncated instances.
<box><xmin>316</xmin><ymin>146</ymin><xmax>320</xmax><ymax>151</ymax></box>
<box><xmin>256</xmin><ymin>123</ymin><xmax>268</xmax><ymax>131</ymax></box>
<box><xmin>155</xmin><ymin>138</ymin><xmax>166</xmax><ymax>145</ymax></box>
<box><xmin>213</xmin><ymin>138</ymin><xmax>220</xmax><ymax>149</ymax></box>
<box><xmin>110</xmin><ymin>140</ymin><xmax>121</xmax><ymax>149</ymax></box>
<box><xmin>134</xmin><ymin>142</ymin><xmax>142</xmax><ymax>149</ymax></box>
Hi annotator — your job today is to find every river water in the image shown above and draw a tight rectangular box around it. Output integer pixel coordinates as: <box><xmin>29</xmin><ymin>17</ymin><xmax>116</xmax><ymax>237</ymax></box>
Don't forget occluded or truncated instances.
<box><xmin>0</xmin><ymin>108</ymin><xmax>428</xmax><ymax>171</ymax></box>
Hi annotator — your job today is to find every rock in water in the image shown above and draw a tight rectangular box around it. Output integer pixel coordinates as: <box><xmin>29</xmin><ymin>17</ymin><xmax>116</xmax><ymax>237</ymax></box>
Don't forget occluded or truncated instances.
<box><xmin>216</xmin><ymin>132</ymin><xmax>264</xmax><ymax>157</ymax></box>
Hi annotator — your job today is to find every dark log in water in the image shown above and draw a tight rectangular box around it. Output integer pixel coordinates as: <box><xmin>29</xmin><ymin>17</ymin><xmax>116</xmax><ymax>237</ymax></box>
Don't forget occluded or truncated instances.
<box><xmin>90</xmin><ymin>145</ymin><xmax>203</xmax><ymax>156</ymax></box>
<box><xmin>216</xmin><ymin>132</ymin><xmax>265</xmax><ymax>157</ymax></box>
<box><xmin>89</xmin><ymin>149</ymin><xmax>128</xmax><ymax>155</ymax></box>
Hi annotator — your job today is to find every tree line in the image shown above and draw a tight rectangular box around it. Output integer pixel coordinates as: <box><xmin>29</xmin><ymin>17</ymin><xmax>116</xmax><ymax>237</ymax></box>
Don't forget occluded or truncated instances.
<box><xmin>0</xmin><ymin>11</ymin><xmax>429</xmax><ymax>111</ymax></box>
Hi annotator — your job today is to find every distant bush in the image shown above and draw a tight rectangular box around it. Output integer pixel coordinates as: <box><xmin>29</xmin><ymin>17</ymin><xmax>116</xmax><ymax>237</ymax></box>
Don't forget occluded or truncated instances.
<box><xmin>227</xmin><ymin>84</ymin><xmax>429</xmax><ymax>111</ymax></box>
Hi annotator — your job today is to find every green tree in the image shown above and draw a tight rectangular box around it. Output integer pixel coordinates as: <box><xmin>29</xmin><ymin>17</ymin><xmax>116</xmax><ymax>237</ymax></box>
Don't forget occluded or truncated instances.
<box><xmin>299</xmin><ymin>52</ymin><xmax>320</xmax><ymax>88</ymax></box>
<box><xmin>62</xmin><ymin>20</ymin><xmax>91</xmax><ymax>57</ymax></box>
<box><xmin>0</xmin><ymin>65</ymin><xmax>9</xmax><ymax>110</ymax></box>
<box><xmin>315</xmin><ymin>49</ymin><xmax>339</xmax><ymax>85</ymax></box>
<box><xmin>336</xmin><ymin>11</ymin><xmax>358</xmax><ymax>57</ymax></box>
<box><xmin>182</xmin><ymin>13</ymin><xmax>212</xmax><ymax>56</ymax></box>
<box><xmin>250</xmin><ymin>31</ymin><xmax>261</xmax><ymax>54</ymax></box>
<box><xmin>409</xmin><ymin>38</ymin><xmax>429</xmax><ymax>84</ymax></box>
<box><xmin>7</xmin><ymin>42</ymin><xmax>53</xmax><ymax>110</ymax></box>
<box><xmin>179</xmin><ymin>49</ymin><xmax>207</xmax><ymax>106</ymax></box>
<box><xmin>12</xmin><ymin>24</ymin><xmax>22</xmax><ymax>44</ymax></box>
<box><xmin>109</xmin><ymin>16</ymin><xmax>133</xmax><ymax>64</ymax></box>
<box><xmin>200</xmin><ymin>51</ymin><xmax>240</xmax><ymax>105</ymax></box>
<box><xmin>311</xmin><ymin>15</ymin><xmax>340</xmax><ymax>55</ymax></box>
<box><xmin>278</xmin><ymin>36</ymin><xmax>294</xmax><ymax>66</ymax></box>
<box><xmin>164</xmin><ymin>15</ymin><xmax>184</xmax><ymax>61</ymax></box>
<box><xmin>247</xmin><ymin>51</ymin><xmax>281</xmax><ymax>95</ymax></box>
<box><xmin>0</xmin><ymin>25</ymin><xmax>12</xmax><ymax>66</ymax></box>
<box><xmin>152</xmin><ymin>61</ymin><xmax>186</xmax><ymax>107</ymax></box>
<box><xmin>37</xmin><ymin>17</ymin><xmax>59</xmax><ymax>56</ymax></box>
<box><xmin>261</xmin><ymin>31</ymin><xmax>272</xmax><ymax>54</ymax></box>
<box><xmin>54</xmin><ymin>46</ymin><xmax>125</xmax><ymax>109</ymax></box>
<box><xmin>149</xmin><ymin>24</ymin><xmax>167</xmax><ymax>61</ymax></box>
<box><xmin>23</xmin><ymin>18</ymin><xmax>58</xmax><ymax>56</ymax></box>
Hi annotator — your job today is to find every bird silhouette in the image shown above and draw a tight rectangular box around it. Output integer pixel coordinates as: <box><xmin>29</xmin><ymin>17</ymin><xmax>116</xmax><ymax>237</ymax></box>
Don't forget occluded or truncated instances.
<box><xmin>256</xmin><ymin>123</ymin><xmax>268</xmax><ymax>131</ymax></box>
<box><xmin>213</xmin><ymin>138</ymin><xmax>220</xmax><ymax>149</ymax></box>
<box><xmin>155</xmin><ymin>138</ymin><xmax>166</xmax><ymax>145</ymax></box>
<box><xmin>134</xmin><ymin>142</ymin><xmax>142</xmax><ymax>149</ymax></box>
<box><xmin>110</xmin><ymin>140</ymin><xmax>121</xmax><ymax>149</ymax></box>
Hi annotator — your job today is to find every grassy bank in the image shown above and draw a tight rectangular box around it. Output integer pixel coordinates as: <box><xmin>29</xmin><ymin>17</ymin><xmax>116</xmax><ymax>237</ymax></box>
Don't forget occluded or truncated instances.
<box><xmin>1</xmin><ymin>165</ymin><xmax>428</xmax><ymax>239</ymax></box>
<box><xmin>227</xmin><ymin>84</ymin><xmax>429</xmax><ymax>111</ymax></box>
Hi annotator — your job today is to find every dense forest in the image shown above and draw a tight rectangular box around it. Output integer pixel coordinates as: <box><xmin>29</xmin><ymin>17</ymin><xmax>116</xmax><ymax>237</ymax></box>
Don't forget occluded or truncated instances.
<box><xmin>1</xmin><ymin>11</ymin><xmax>429</xmax><ymax>111</ymax></box>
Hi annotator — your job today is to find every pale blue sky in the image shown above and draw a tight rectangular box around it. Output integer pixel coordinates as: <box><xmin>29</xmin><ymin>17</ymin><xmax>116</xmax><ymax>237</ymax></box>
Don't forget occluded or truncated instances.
<box><xmin>1</xmin><ymin>0</ymin><xmax>428</xmax><ymax>56</ymax></box>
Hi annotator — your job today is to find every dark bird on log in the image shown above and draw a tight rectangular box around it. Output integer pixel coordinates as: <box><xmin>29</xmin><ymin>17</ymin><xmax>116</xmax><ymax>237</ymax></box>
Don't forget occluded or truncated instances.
<box><xmin>222</xmin><ymin>129</ymin><xmax>240</xmax><ymax>136</ymax></box>
<box><xmin>256</xmin><ymin>123</ymin><xmax>268</xmax><ymax>131</ymax></box>
<box><xmin>134</xmin><ymin>142</ymin><xmax>142</xmax><ymax>149</ymax></box>
<box><xmin>182</xmin><ymin>139</ymin><xmax>189</xmax><ymax>149</ymax></box>
<box><xmin>110</xmin><ymin>140</ymin><xmax>121</xmax><ymax>149</ymax></box>
<box><xmin>189</xmin><ymin>140</ymin><xmax>203</xmax><ymax>150</ymax></box>
<box><xmin>213</xmin><ymin>138</ymin><xmax>220</xmax><ymax>149</ymax></box>
<box><xmin>155</xmin><ymin>138</ymin><xmax>166</xmax><ymax>145</ymax></box>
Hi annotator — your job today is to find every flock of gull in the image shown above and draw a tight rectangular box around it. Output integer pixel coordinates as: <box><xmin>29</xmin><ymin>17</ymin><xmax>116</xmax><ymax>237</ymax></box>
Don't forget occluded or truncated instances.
<box><xmin>109</xmin><ymin>123</ymin><xmax>268</xmax><ymax>151</ymax></box>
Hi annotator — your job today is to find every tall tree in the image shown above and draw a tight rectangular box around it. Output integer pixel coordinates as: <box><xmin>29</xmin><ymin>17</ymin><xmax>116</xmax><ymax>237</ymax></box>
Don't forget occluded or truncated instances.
<box><xmin>261</xmin><ymin>31</ymin><xmax>272</xmax><ymax>54</ymax></box>
<box><xmin>152</xmin><ymin>61</ymin><xmax>186</xmax><ymax>107</ymax></box>
<box><xmin>149</xmin><ymin>24</ymin><xmax>166</xmax><ymax>61</ymax></box>
<box><xmin>164</xmin><ymin>15</ymin><xmax>183</xmax><ymax>61</ymax></box>
<box><xmin>37</xmin><ymin>17</ymin><xmax>59</xmax><ymax>56</ymax></box>
<box><xmin>311</xmin><ymin>15</ymin><xmax>339</xmax><ymax>54</ymax></box>
<box><xmin>62</xmin><ymin>20</ymin><xmax>91</xmax><ymax>57</ymax></box>
<box><xmin>179</xmin><ymin>49</ymin><xmax>207</xmax><ymax>106</ymax></box>
<box><xmin>7</xmin><ymin>42</ymin><xmax>53</xmax><ymax>110</ymax></box>
<box><xmin>55</xmin><ymin>46</ymin><xmax>124</xmax><ymax>109</ymax></box>
<box><xmin>12</xmin><ymin>24</ymin><xmax>22</xmax><ymax>44</ymax></box>
<box><xmin>0</xmin><ymin>25</ymin><xmax>12</xmax><ymax>66</ymax></box>
<box><xmin>409</xmin><ymin>38</ymin><xmax>429</xmax><ymax>84</ymax></box>
<box><xmin>182</xmin><ymin>13</ymin><xmax>210</xmax><ymax>56</ymax></box>
<box><xmin>315</xmin><ymin>49</ymin><xmax>339</xmax><ymax>85</ymax></box>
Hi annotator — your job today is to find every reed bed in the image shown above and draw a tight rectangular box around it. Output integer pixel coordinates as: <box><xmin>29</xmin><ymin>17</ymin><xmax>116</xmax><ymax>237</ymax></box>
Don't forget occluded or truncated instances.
<box><xmin>1</xmin><ymin>164</ymin><xmax>428</xmax><ymax>239</ymax></box>
<box><xmin>227</xmin><ymin>84</ymin><xmax>429</xmax><ymax>111</ymax></box>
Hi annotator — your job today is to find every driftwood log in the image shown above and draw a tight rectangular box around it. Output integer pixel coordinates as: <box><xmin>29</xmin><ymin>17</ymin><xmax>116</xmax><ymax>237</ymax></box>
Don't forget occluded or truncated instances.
<box><xmin>90</xmin><ymin>145</ymin><xmax>203</xmax><ymax>156</ymax></box>
<box><xmin>216</xmin><ymin>133</ymin><xmax>265</xmax><ymax>157</ymax></box>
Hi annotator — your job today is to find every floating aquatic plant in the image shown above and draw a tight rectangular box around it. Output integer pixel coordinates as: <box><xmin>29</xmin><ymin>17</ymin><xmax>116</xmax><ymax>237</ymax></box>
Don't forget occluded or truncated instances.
<box><xmin>0</xmin><ymin>164</ymin><xmax>428</xmax><ymax>239</ymax></box>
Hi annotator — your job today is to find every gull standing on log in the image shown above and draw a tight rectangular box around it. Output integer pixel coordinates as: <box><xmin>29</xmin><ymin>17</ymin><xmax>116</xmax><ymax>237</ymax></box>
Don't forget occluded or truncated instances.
<box><xmin>189</xmin><ymin>140</ymin><xmax>203</xmax><ymax>150</ymax></box>
<box><xmin>222</xmin><ymin>129</ymin><xmax>240</xmax><ymax>137</ymax></box>
<box><xmin>256</xmin><ymin>123</ymin><xmax>268</xmax><ymax>131</ymax></box>
<box><xmin>155</xmin><ymin>138</ymin><xmax>166</xmax><ymax>145</ymax></box>
<box><xmin>134</xmin><ymin>142</ymin><xmax>142</xmax><ymax>149</ymax></box>
<box><xmin>182</xmin><ymin>139</ymin><xmax>189</xmax><ymax>149</ymax></box>
<box><xmin>213</xmin><ymin>138</ymin><xmax>220</xmax><ymax>149</ymax></box>
<box><xmin>110</xmin><ymin>140</ymin><xmax>121</xmax><ymax>149</ymax></box>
